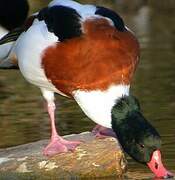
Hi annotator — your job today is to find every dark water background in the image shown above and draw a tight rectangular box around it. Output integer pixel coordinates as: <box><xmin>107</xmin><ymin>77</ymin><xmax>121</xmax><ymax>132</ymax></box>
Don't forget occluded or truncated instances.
<box><xmin>0</xmin><ymin>0</ymin><xmax>175</xmax><ymax>179</ymax></box>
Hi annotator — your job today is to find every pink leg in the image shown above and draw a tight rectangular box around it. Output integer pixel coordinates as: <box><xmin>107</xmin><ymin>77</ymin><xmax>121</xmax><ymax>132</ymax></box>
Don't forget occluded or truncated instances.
<box><xmin>92</xmin><ymin>124</ymin><xmax>117</xmax><ymax>138</ymax></box>
<box><xmin>43</xmin><ymin>102</ymin><xmax>81</xmax><ymax>157</ymax></box>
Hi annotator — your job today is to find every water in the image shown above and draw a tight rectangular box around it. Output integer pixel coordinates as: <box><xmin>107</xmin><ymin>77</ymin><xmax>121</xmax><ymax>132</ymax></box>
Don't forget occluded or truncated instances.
<box><xmin>0</xmin><ymin>0</ymin><xmax>175</xmax><ymax>179</ymax></box>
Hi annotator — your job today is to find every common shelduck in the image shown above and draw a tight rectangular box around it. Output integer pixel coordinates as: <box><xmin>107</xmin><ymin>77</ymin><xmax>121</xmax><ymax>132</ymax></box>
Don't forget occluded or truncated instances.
<box><xmin>0</xmin><ymin>0</ymin><xmax>29</xmax><ymax>68</ymax></box>
<box><xmin>0</xmin><ymin>0</ymin><xmax>173</xmax><ymax>178</ymax></box>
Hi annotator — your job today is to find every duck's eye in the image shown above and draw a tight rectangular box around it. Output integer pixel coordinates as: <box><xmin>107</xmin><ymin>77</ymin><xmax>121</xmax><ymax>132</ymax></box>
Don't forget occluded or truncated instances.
<box><xmin>139</xmin><ymin>144</ymin><xmax>145</xmax><ymax>148</ymax></box>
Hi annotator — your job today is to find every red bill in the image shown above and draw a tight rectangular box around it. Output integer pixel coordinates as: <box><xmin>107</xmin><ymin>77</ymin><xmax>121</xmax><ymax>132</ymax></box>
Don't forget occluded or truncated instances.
<box><xmin>147</xmin><ymin>150</ymin><xmax>174</xmax><ymax>179</ymax></box>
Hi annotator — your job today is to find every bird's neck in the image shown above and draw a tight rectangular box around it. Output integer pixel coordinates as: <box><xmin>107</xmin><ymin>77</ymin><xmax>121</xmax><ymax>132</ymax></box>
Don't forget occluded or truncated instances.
<box><xmin>111</xmin><ymin>95</ymin><xmax>141</xmax><ymax>127</ymax></box>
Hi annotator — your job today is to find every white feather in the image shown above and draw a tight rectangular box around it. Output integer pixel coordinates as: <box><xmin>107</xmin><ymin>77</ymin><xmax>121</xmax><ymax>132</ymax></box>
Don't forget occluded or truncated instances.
<box><xmin>49</xmin><ymin>0</ymin><xmax>97</xmax><ymax>20</ymax></box>
<box><xmin>0</xmin><ymin>26</ymin><xmax>17</xmax><ymax>68</ymax></box>
<box><xmin>49</xmin><ymin>0</ymin><xmax>82</xmax><ymax>9</ymax></box>
<box><xmin>0</xmin><ymin>26</ymin><xmax>8</xmax><ymax>39</ymax></box>
<box><xmin>0</xmin><ymin>42</ymin><xmax>13</xmax><ymax>61</ymax></box>
<box><xmin>14</xmin><ymin>19</ymin><xmax>67</xmax><ymax>97</ymax></box>
<box><xmin>73</xmin><ymin>85</ymin><xmax>130</xmax><ymax>128</ymax></box>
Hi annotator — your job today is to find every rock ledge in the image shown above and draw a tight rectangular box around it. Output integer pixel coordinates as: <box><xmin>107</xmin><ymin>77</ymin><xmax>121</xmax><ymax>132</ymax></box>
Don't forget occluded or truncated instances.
<box><xmin>0</xmin><ymin>132</ymin><xmax>127</xmax><ymax>179</ymax></box>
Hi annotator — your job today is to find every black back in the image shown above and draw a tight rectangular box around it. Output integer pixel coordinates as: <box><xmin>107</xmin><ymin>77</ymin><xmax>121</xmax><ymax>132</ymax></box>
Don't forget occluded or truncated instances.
<box><xmin>38</xmin><ymin>6</ymin><xmax>82</xmax><ymax>41</ymax></box>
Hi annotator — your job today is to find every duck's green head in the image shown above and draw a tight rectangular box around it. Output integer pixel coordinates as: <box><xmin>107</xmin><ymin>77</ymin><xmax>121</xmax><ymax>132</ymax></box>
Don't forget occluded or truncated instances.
<box><xmin>111</xmin><ymin>95</ymin><xmax>173</xmax><ymax>178</ymax></box>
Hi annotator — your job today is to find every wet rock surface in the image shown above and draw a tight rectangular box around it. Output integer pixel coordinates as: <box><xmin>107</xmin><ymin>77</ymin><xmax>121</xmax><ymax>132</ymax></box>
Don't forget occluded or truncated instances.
<box><xmin>0</xmin><ymin>132</ymin><xmax>127</xmax><ymax>179</ymax></box>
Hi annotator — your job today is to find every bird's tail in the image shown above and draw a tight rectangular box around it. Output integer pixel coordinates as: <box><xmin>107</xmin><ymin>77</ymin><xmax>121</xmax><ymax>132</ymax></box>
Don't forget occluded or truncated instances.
<box><xmin>0</xmin><ymin>15</ymin><xmax>36</xmax><ymax>69</ymax></box>
<box><xmin>0</xmin><ymin>27</ymin><xmax>24</xmax><ymax>45</ymax></box>
<box><xmin>0</xmin><ymin>43</ymin><xmax>19</xmax><ymax>69</ymax></box>
<box><xmin>0</xmin><ymin>28</ymin><xmax>23</xmax><ymax>69</ymax></box>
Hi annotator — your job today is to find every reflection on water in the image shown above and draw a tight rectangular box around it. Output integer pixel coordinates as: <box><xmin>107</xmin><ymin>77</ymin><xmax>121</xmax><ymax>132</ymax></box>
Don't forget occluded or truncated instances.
<box><xmin>0</xmin><ymin>0</ymin><xmax>175</xmax><ymax>179</ymax></box>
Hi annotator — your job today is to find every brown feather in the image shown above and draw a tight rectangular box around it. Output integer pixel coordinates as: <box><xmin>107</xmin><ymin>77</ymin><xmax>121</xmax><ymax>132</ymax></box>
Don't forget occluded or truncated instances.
<box><xmin>42</xmin><ymin>18</ymin><xmax>140</xmax><ymax>96</ymax></box>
